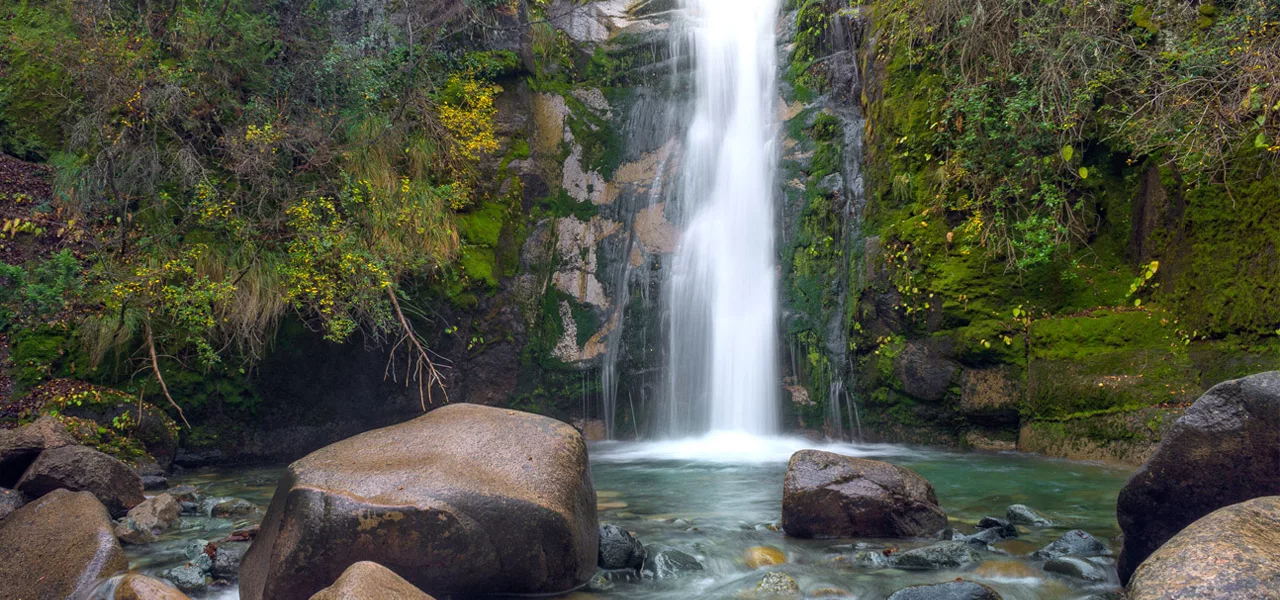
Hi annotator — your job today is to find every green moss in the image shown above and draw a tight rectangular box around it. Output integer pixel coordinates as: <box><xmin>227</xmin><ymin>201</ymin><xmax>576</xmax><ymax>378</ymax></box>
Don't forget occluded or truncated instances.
<box><xmin>459</xmin><ymin>246</ymin><xmax>498</xmax><ymax>288</ymax></box>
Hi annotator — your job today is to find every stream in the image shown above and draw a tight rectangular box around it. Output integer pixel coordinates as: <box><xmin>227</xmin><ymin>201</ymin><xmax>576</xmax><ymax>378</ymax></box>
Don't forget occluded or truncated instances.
<box><xmin>124</xmin><ymin>436</ymin><xmax>1130</xmax><ymax>599</ymax></box>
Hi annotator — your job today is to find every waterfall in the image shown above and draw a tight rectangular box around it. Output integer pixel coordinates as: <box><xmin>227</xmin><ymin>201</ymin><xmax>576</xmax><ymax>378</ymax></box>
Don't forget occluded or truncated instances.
<box><xmin>663</xmin><ymin>0</ymin><xmax>782</xmax><ymax>436</ymax></box>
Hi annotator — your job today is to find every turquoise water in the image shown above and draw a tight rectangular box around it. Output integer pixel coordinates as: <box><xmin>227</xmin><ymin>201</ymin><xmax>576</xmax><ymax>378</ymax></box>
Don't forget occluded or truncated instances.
<box><xmin>127</xmin><ymin>438</ymin><xmax>1131</xmax><ymax>599</ymax></box>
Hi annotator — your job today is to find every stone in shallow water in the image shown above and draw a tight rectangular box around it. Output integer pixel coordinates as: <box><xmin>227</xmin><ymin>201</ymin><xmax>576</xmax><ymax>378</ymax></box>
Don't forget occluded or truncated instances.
<box><xmin>976</xmin><ymin>516</ymin><xmax>1018</xmax><ymax>538</ymax></box>
<box><xmin>1030</xmin><ymin>530</ymin><xmax>1111</xmax><ymax>560</ymax></box>
<box><xmin>209</xmin><ymin>496</ymin><xmax>257</xmax><ymax>518</ymax></box>
<box><xmin>782</xmin><ymin>450</ymin><xmax>948</xmax><ymax>538</ymax></box>
<box><xmin>886</xmin><ymin>581</ymin><xmax>1003</xmax><ymax>600</ymax></box>
<box><xmin>891</xmin><ymin>541</ymin><xmax>983</xmax><ymax>570</ymax></box>
<box><xmin>744</xmin><ymin>545</ymin><xmax>787</xmax><ymax>569</ymax></box>
<box><xmin>162</xmin><ymin>564</ymin><xmax>208</xmax><ymax>595</ymax></box>
<box><xmin>755</xmin><ymin>572</ymin><xmax>800</xmax><ymax>597</ymax></box>
<box><xmin>0</xmin><ymin>489</ymin><xmax>128</xmax><ymax>600</ymax></box>
<box><xmin>1005</xmin><ymin>504</ymin><xmax>1053</xmax><ymax>527</ymax></box>
<box><xmin>239</xmin><ymin>404</ymin><xmax>597</xmax><ymax>600</ymax></box>
<box><xmin>643</xmin><ymin>545</ymin><xmax>704</xmax><ymax>579</ymax></box>
<box><xmin>598</xmin><ymin>524</ymin><xmax>645</xmax><ymax>571</ymax></box>
<box><xmin>1128</xmin><ymin>496</ymin><xmax>1280</xmax><ymax>600</ymax></box>
<box><xmin>1043</xmin><ymin>556</ymin><xmax>1113</xmax><ymax>583</ymax></box>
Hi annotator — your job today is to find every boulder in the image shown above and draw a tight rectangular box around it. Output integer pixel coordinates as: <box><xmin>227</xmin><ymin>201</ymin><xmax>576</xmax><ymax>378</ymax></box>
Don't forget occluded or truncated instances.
<box><xmin>1128</xmin><ymin>496</ymin><xmax>1280</xmax><ymax>599</ymax></box>
<box><xmin>0</xmin><ymin>489</ymin><xmax>129</xmax><ymax>599</ymax></box>
<box><xmin>782</xmin><ymin>450</ymin><xmax>948</xmax><ymax>538</ymax></box>
<box><xmin>1030</xmin><ymin>530</ymin><xmax>1111</xmax><ymax>560</ymax></box>
<box><xmin>113</xmin><ymin>573</ymin><xmax>193</xmax><ymax>600</ymax></box>
<box><xmin>598</xmin><ymin>524</ymin><xmax>646</xmax><ymax>571</ymax></box>
<box><xmin>1043</xmin><ymin>556</ymin><xmax>1112</xmax><ymax>583</ymax></box>
<box><xmin>643</xmin><ymin>545</ymin><xmax>704</xmax><ymax>579</ymax></box>
<box><xmin>1116</xmin><ymin>372</ymin><xmax>1280</xmax><ymax>583</ymax></box>
<box><xmin>239</xmin><ymin>404</ymin><xmax>597</xmax><ymax>600</ymax></box>
<box><xmin>310</xmin><ymin>562</ymin><xmax>436</xmax><ymax>600</ymax></box>
<box><xmin>1005</xmin><ymin>504</ymin><xmax>1053</xmax><ymax>527</ymax></box>
<box><xmin>0</xmin><ymin>487</ymin><xmax>26</xmax><ymax>520</ymax></box>
<box><xmin>891</xmin><ymin>540</ymin><xmax>983</xmax><ymax>570</ymax></box>
<box><xmin>115</xmin><ymin>492</ymin><xmax>182</xmax><ymax>544</ymax></box>
<box><xmin>0</xmin><ymin>416</ymin><xmax>76</xmax><ymax>486</ymax></box>
<box><xmin>886</xmin><ymin>581</ymin><xmax>1002</xmax><ymax>600</ymax></box>
<box><xmin>15</xmin><ymin>445</ymin><xmax>145</xmax><ymax>517</ymax></box>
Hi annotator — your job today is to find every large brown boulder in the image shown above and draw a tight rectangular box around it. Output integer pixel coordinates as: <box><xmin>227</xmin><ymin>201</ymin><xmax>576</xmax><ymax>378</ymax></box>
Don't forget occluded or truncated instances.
<box><xmin>0</xmin><ymin>489</ymin><xmax>129</xmax><ymax>599</ymax></box>
<box><xmin>16</xmin><ymin>444</ymin><xmax>145</xmax><ymax>517</ymax></box>
<box><xmin>0</xmin><ymin>416</ymin><xmax>76</xmax><ymax>486</ymax></box>
<box><xmin>240</xmin><ymin>404</ymin><xmax>597</xmax><ymax>600</ymax></box>
<box><xmin>1128</xmin><ymin>496</ymin><xmax>1280</xmax><ymax>599</ymax></box>
<box><xmin>309</xmin><ymin>562</ymin><xmax>436</xmax><ymax>600</ymax></box>
<box><xmin>113</xmin><ymin>573</ymin><xmax>193</xmax><ymax>600</ymax></box>
<box><xmin>1116</xmin><ymin>371</ymin><xmax>1280</xmax><ymax>583</ymax></box>
<box><xmin>782</xmin><ymin>450</ymin><xmax>948</xmax><ymax>538</ymax></box>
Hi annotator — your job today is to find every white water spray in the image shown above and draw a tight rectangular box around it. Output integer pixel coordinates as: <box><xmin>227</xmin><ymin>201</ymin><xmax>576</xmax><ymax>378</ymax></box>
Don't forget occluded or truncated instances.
<box><xmin>664</xmin><ymin>0</ymin><xmax>781</xmax><ymax>436</ymax></box>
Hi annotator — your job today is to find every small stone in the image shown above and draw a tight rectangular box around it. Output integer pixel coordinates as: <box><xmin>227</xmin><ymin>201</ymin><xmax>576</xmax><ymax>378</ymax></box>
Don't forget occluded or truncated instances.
<box><xmin>209</xmin><ymin>497</ymin><xmax>257</xmax><ymax>518</ymax></box>
<box><xmin>141</xmin><ymin>475</ymin><xmax>169</xmax><ymax>490</ymax></box>
<box><xmin>809</xmin><ymin>587</ymin><xmax>852</xmax><ymax>597</ymax></box>
<box><xmin>643</xmin><ymin>545</ymin><xmax>704</xmax><ymax>579</ymax></box>
<box><xmin>113</xmin><ymin>573</ymin><xmax>192</xmax><ymax>600</ymax></box>
<box><xmin>162</xmin><ymin>564</ymin><xmax>209</xmax><ymax>594</ymax></box>
<box><xmin>184</xmin><ymin>539</ymin><xmax>211</xmax><ymax>561</ymax></box>
<box><xmin>1030</xmin><ymin>530</ymin><xmax>1110</xmax><ymax>560</ymax></box>
<box><xmin>891</xmin><ymin>541</ymin><xmax>983</xmax><ymax>570</ymax></box>
<box><xmin>756</xmin><ymin>572</ymin><xmax>800</xmax><ymax>596</ymax></box>
<box><xmin>976</xmin><ymin>516</ymin><xmax>1018</xmax><ymax>538</ymax></box>
<box><xmin>745</xmin><ymin>546</ymin><xmax>787</xmax><ymax>569</ymax></box>
<box><xmin>960</xmin><ymin>527</ymin><xmax>1005</xmax><ymax>549</ymax></box>
<box><xmin>167</xmin><ymin>485</ymin><xmax>199</xmax><ymax>504</ymax></box>
<box><xmin>1006</xmin><ymin>504</ymin><xmax>1053</xmax><ymax>527</ymax></box>
<box><xmin>1043</xmin><ymin>556</ymin><xmax>1112</xmax><ymax>583</ymax></box>
<box><xmin>886</xmin><ymin>581</ymin><xmax>1002</xmax><ymax>600</ymax></box>
<box><xmin>972</xmin><ymin>560</ymin><xmax>1043</xmax><ymax>580</ymax></box>
<box><xmin>211</xmin><ymin>540</ymin><xmax>251</xmax><ymax>578</ymax></box>
<box><xmin>309</xmin><ymin>561</ymin><xmax>435</xmax><ymax>599</ymax></box>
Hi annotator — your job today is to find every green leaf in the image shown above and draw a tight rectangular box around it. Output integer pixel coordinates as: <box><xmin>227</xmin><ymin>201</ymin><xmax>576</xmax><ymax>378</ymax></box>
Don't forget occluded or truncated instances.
<box><xmin>1257</xmin><ymin>133</ymin><xmax>1269</xmax><ymax>149</ymax></box>
<box><xmin>1061</xmin><ymin>146</ymin><xmax>1074</xmax><ymax>162</ymax></box>
<box><xmin>1078</xmin><ymin>167</ymin><xmax>1089</xmax><ymax>179</ymax></box>
<box><xmin>1258</xmin><ymin>115</ymin><xmax>1267</xmax><ymax>127</ymax></box>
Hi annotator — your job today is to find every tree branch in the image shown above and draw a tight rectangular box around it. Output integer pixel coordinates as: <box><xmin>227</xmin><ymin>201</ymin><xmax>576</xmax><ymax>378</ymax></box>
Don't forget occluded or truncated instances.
<box><xmin>144</xmin><ymin>321</ymin><xmax>190</xmax><ymax>428</ymax></box>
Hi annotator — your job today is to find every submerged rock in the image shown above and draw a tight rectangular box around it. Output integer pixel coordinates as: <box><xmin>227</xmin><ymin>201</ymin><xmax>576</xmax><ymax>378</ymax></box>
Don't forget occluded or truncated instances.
<box><xmin>1116</xmin><ymin>372</ymin><xmax>1280</xmax><ymax>583</ymax></box>
<box><xmin>891</xmin><ymin>540</ymin><xmax>983</xmax><ymax>570</ymax></box>
<box><xmin>1043</xmin><ymin>556</ymin><xmax>1113</xmax><ymax>583</ymax></box>
<box><xmin>1128</xmin><ymin>496</ymin><xmax>1280</xmax><ymax>599</ymax></box>
<box><xmin>0</xmin><ymin>416</ymin><xmax>76</xmax><ymax>486</ymax></box>
<box><xmin>309</xmin><ymin>561</ymin><xmax>436</xmax><ymax>600</ymax></box>
<box><xmin>115</xmin><ymin>492</ymin><xmax>182</xmax><ymax>544</ymax></box>
<box><xmin>211</xmin><ymin>540</ymin><xmax>251</xmax><ymax>579</ymax></box>
<box><xmin>754</xmin><ymin>572</ymin><xmax>800</xmax><ymax>597</ymax></box>
<box><xmin>643</xmin><ymin>545</ymin><xmax>704</xmax><ymax>579</ymax></box>
<box><xmin>886</xmin><ymin>581</ymin><xmax>1002</xmax><ymax>600</ymax></box>
<box><xmin>0</xmin><ymin>489</ymin><xmax>129</xmax><ymax>599</ymax></box>
<box><xmin>239</xmin><ymin>404</ymin><xmax>597</xmax><ymax>600</ymax></box>
<box><xmin>1005</xmin><ymin>504</ymin><xmax>1053</xmax><ymax>527</ymax></box>
<box><xmin>782</xmin><ymin>450</ymin><xmax>948</xmax><ymax>538</ymax></box>
<box><xmin>598</xmin><ymin>524</ymin><xmax>646</xmax><ymax>571</ymax></box>
<box><xmin>1030</xmin><ymin>530</ymin><xmax>1111</xmax><ymax>560</ymax></box>
<box><xmin>209</xmin><ymin>496</ymin><xmax>257</xmax><ymax>518</ymax></box>
<box><xmin>113</xmin><ymin>573</ymin><xmax>192</xmax><ymax>600</ymax></box>
<box><xmin>15</xmin><ymin>444</ymin><xmax>145</xmax><ymax>517</ymax></box>
<box><xmin>745</xmin><ymin>546</ymin><xmax>787</xmax><ymax>569</ymax></box>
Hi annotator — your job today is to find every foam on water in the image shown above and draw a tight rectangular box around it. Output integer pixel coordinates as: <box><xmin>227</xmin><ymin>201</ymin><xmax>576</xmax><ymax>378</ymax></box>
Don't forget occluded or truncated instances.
<box><xmin>591</xmin><ymin>432</ymin><xmax>935</xmax><ymax>464</ymax></box>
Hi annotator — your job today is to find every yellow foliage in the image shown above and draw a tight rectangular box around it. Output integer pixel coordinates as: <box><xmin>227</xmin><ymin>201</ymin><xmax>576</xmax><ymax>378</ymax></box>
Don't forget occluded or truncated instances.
<box><xmin>437</xmin><ymin>72</ymin><xmax>502</xmax><ymax>162</ymax></box>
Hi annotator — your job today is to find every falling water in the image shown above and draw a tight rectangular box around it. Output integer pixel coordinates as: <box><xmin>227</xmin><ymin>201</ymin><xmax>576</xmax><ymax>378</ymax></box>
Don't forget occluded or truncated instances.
<box><xmin>664</xmin><ymin>0</ymin><xmax>782</xmax><ymax>436</ymax></box>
